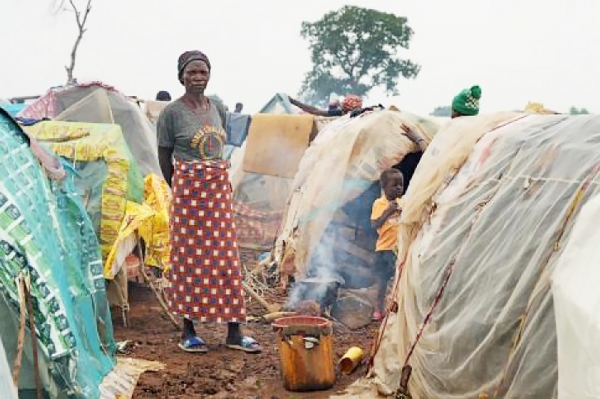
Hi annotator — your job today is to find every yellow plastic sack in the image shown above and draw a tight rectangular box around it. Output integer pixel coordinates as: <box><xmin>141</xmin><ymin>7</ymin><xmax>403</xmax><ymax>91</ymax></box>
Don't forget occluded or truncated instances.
<box><xmin>139</xmin><ymin>174</ymin><xmax>171</xmax><ymax>269</ymax></box>
<box><xmin>103</xmin><ymin>174</ymin><xmax>171</xmax><ymax>278</ymax></box>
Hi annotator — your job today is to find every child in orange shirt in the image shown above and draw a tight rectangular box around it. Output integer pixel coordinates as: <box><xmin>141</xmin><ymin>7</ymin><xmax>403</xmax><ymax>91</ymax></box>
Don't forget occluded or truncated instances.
<box><xmin>370</xmin><ymin>169</ymin><xmax>404</xmax><ymax>321</ymax></box>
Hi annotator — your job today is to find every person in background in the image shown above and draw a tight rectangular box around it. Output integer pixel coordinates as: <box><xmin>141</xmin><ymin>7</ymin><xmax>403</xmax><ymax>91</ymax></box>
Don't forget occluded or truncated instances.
<box><xmin>451</xmin><ymin>85</ymin><xmax>482</xmax><ymax>118</ymax></box>
<box><xmin>157</xmin><ymin>50</ymin><xmax>262</xmax><ymax>354</ymax></box>
<box><xmin>328</xmin><ymin>99</ymin><xmax>341</xmax><ymax>114</ymax></box>
<box><xmin>156</xmin><ymin>90</ymin><xmax>172</xmax><ymax>102</ymax></box>
<box><xmin>234</xmin><ymin>102</ymin><xmax>243</xmax><ymax>113</ymax></box>
<box><xmin>289</xmin><ymin>94</ymin><xmax>363</xmax><ymax>117</ymax></box>
<box><xmin>401</xmin><ymin>123</ymin><xmax>428</xmax><ymax>153</ymax></box>
<box><xmin>370</xmin><ymin>169</ymin><xmax>404</xmax><ymax>322</ymax></box>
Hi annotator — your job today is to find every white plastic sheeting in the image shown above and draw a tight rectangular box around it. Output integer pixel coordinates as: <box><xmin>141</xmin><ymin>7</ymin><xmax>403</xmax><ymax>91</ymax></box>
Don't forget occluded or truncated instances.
<box><xmin>0</xmin><ymin>338</ymin><xmax>18</xmax><ymax>399</ymax></box>
<box><xmin>336</xmin><ymin>113</ymin><xmax>600</xmax><ymax>398</ymax></box>
<box><xmin>552</xmin><ymin>194</ymin><xmax>600</xmax><ymax>399</ymax></box>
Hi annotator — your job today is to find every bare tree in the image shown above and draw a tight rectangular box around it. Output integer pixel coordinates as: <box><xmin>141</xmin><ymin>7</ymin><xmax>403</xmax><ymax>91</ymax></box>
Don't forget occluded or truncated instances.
<box><xmin>56</xmin><ymin>0</ymin><xmax>93</xmax><ymax>85</ymax></box>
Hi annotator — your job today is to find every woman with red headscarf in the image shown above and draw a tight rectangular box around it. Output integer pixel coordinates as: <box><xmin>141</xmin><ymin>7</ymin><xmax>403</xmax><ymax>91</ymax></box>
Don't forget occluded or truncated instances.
<box><xmin>289</xmin><ymin>94</ymin><xmax>363</xmax><ymax>117</ymax></box>
<box><xmin>157</xmin><ymin>50</ymin><xmax>262</xmax><ymax>354</ymax></box>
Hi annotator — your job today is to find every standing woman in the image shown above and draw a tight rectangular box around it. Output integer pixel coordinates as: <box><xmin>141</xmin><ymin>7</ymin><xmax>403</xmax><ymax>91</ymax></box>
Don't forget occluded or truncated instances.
<box><xmin>157</xmin><ymin>50</ymin><xmax>262</xmax><ymax>353</ymax></box>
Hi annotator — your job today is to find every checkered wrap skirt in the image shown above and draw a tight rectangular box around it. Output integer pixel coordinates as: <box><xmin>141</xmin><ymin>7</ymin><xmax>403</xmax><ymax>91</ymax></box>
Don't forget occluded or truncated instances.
<box><xmin>164</xmin><ymin>159</ymin><xmax>246</xmax><ymax>323</ymax></box>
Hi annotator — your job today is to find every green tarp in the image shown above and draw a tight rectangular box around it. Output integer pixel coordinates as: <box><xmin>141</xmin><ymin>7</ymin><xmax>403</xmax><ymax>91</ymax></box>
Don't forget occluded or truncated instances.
<box><xmin>0</xmin><ymin>109</ymin><xmax>116</xmax><ymax>398</ymax></box>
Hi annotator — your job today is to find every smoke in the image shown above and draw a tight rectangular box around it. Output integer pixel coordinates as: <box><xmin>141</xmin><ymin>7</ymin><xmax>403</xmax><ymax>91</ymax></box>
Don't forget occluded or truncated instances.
<box><xmin>286</xmin><ymin>228</ymin><xmax>346</xmax><ymax>309</ymax></box>
<box><xmin>286</xmin><ymin>179</ymin><xmax>384</xmax><ymax>310</ymax></box>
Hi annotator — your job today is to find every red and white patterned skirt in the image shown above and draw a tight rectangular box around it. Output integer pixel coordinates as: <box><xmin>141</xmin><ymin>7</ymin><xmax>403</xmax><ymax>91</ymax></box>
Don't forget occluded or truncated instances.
<box><xmin>164</xmin><ymin>159</ymin><xmax>246</xmax><ymax>323</ymax></box>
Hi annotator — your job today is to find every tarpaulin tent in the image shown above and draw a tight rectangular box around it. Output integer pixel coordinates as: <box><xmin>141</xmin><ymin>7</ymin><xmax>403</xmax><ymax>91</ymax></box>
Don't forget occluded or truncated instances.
<box><xmin>229</xmin><ymin>113</ymin><xmax>334</xmax><ymax>251</ymax></box>
<box><xmin>259</xmin><ymin>93</ymin><xmax>301</xmax><ymax>114</ymax></box>
<box><xmin>23</xmin><ymin>121</ymin><xmax>144</xmax><ymax>263</ymax></box>
<box><xmin>23</xmin><ymin>121</ymin><xmax>171</xmax><ymax>316</ymax></box>
<box><xmin>18</xmin><ymin>82</ymin><xmax>161</xmax><ymax>177</ymax></box>
<box><xmin>0</xmin><ymin>102</ymin><xmax>26</xmax><ymax>117</ymax></box>
<box><xmin>0</xmin><ymin>108</ymin><xmax>161</xmax><ymax>398</ymax></box>
<box><xmin>273</xmin><ymin>109</ymin><xmax>440</xmax><ymax>289</ymax></box>
<box><xmin>336</xmin><ymin>112</ymin><xmax>600</xmax><ymax>398</ymax></box>
<box><xmin>227</xmin><ymin>94</ymin><xmax>338</xmax><ymax>253</ymax></box>
<box><xmin>552</xmin><ymin>193</ymin><xmax>600</xmax><ymax>399</ymax></box>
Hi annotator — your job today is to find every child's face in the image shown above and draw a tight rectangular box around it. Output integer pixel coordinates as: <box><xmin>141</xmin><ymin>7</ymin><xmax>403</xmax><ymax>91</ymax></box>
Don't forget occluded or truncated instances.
<box><xmin>384</xmin><ymin>175</ymin><xmax>404</xmax><ymax>200</ymax></box>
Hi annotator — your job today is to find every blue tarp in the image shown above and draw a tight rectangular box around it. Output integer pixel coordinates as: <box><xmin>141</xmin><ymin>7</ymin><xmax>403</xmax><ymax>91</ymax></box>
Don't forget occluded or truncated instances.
<box><xmin>0</xmin><ymin>103</ymin><xmax>26</xmax><ymax>117</ymax></box>
<box><xmin>226</xmin><ymin>112</ymin><xmax>251</xmax><ymax>147</ymax></box>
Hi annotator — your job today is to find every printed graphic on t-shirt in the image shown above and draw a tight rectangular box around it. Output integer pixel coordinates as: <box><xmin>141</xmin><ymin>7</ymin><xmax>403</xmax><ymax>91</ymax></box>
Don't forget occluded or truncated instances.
<box><xmin>190</xmin><ymin>125</ymin><xmax>225</xmax><ymax>159</ymax></box>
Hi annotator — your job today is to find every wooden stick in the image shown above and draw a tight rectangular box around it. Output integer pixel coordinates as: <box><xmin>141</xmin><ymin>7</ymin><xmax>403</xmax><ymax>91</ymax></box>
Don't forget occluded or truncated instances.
<box><xmin>25</xmin><ymin>284</ymin><xmax>42</xmax><ymax>399</ymax></box>
<box><xmin>241</xmin><ymin>280</ymin><xmax>280</xmax><ymax>313</ymax></box>
<box><xmin>262</xmin><ymin>311</ymin><xmax>296</xmax><ymax>322</ymax></box>
<box><xmin>137</xmin><ymin>246</ymin><xmax>180</xmax><ymax>330</ymax></box>
<box><xmin>12</xmin><ymin>277</ymin><xmax>27</xmax><ymax>387</ymax></box>
<box><xmin>139</xmin><ymin>268</ymin><xmax>180</xmax><ymax>330</ymax></box>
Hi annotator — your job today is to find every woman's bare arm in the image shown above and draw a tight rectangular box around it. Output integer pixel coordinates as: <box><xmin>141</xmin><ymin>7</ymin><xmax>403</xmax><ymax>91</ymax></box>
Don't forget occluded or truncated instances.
<box><xmin>158</xmin><ymin>146</ymin><xmax>174</xmax><ymax>186</ymax></box>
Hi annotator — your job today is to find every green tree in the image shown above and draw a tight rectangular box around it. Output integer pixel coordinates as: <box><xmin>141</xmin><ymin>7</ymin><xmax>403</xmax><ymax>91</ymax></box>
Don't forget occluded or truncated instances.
<box><xmin>299</xmin><ymin>6</ymin><xmax>420</xmax><ymax>106</ymax></box>
<box><xmin>430</xmin><ymin>106</ymin><xmax>451</xmax><ymax>117</ymax></box>
<box><xmin>569</xmin><ymin>106</ymin><xmax>590</xmax><ymax>115</ymax></box>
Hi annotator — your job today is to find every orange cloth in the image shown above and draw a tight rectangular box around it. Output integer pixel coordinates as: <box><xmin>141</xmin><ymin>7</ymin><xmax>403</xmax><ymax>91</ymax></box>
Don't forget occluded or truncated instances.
<box><xmin>371</xmin><ymin>196</ymin><xmax>403</xmax><ymax>252</ymax></box>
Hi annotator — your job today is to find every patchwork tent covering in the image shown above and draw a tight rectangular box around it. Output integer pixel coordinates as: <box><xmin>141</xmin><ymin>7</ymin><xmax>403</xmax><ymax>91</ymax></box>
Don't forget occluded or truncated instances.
<box><xmin>23</xmin><ymin>121</ymin><xmax>170</xmax><ymax>278</ymax></box>
<box><xmin>336</xmin><ymin>112</ymin><xmax>600</xmax><ymax>398</ymax></box>
<box><xmin>230</xmin><ymin>142</ymin><xmax>294</xmax><ymax>250</ymax></box>
<box><xmin>24</xmin><ymin>121</ymin><xmax>143</xmax><ymax>262</ymax></box>
<box><xmin>0</xmin><ymin>109</ymin><xmax>116</xmax><ymax>397</ymax></box>
<box><xmin>18</xmin><ymin>82</ymin><xmax>161</xmax><ymax>176</ymax></box>
<box><xmin>229</xmin><ymin>114</ymin><xmax>334</xmax><ymax>250</ymax></box>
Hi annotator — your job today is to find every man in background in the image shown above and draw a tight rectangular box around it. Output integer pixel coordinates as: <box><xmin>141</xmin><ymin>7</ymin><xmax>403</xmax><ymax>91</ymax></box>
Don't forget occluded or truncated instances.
<box><xmin>451</xmin><ymin>86</ymin><xmax>481</xmax><ymax>118</ymax></box>
<box><xmin>289</xmin><ymin>94</ymin><xmax>362</xmax><ymax>117</ymax></box>
<box><xmin>155</xmin><ymin>91</ymin><xmax>172</xmax><ymax>101</ymax></box>
<box><xmin>234</xmin><ymin>102</ymin><xmax>243</xmax><ymax>113</ymax></box>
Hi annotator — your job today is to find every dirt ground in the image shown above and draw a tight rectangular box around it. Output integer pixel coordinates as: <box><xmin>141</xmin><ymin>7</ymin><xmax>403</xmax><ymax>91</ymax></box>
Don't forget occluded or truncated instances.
<box><xmin>113</xmin><ymin>283</ymin><xmax>380</xmax><ymax>399</ymax></box>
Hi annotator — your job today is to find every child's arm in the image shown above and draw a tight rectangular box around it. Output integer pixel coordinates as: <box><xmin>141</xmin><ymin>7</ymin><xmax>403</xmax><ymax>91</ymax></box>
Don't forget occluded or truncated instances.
<box><xmin>371</xmin><ymin>201</ymin><xmax>400</xmax><ymax>230</ymax></box>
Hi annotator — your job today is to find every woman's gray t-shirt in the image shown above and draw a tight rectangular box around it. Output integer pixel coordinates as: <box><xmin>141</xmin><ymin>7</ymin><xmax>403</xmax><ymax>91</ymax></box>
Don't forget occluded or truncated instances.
<box><xmin>157</xmin><ymin>98</ymin><xmax>227</xmax><ymax>161</ymax></box>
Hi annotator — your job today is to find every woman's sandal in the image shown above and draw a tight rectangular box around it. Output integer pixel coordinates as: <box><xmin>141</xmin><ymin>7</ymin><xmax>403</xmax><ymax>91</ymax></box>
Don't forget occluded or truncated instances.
<box><xmin>178</xmin><ymin>336</ymin><xmax>209</xmax><ymax>353</ymax></box>
<box><xmin>226</xmin><ymin>336</ymin><xmax>262</xmax><ymax>353</ymax></box>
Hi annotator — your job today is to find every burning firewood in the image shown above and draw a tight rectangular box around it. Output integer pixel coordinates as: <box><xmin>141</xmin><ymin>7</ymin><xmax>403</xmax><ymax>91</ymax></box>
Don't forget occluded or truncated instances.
<box><xmin>262</xmin><ymin>311</ymin><xmax>297</xmax><ymax>322</ymax></box>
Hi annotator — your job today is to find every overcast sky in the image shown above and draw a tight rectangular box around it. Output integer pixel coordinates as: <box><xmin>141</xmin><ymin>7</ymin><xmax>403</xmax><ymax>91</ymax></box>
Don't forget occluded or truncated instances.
<box><xmin>1</xmin><ymin>0</ymin><xmax>599</xmax><ymax>115</ymax></box>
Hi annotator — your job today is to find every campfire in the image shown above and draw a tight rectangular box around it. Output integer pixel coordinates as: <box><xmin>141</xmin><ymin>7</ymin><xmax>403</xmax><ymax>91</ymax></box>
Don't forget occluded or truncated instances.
<box><xmin>288</xmin><ymin>276</ymin><xmax>341</xmax><ymax>313</ymax></box>
<box><xmin>285</xmin><ymin>275</ymin><xmax>376</xmax><ymax>330</ymax></box>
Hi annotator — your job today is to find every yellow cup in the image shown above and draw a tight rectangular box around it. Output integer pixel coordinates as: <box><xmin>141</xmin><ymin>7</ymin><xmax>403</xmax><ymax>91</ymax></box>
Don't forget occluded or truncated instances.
<box><xmin>339</xmin><ymin>346</ymin><xmax>364</xmax><ymax>375</ymax></box>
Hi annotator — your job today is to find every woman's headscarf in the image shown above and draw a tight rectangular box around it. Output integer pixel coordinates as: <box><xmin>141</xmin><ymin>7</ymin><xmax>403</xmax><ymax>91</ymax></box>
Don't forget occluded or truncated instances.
<box><xmin>178</xmin><ymin>50</ymin><xmax>211</xmax><ymax>84</ymax></box>
<box><xmin>342</xmin><ymin>94</ymin><xmax>363</xmax><ymax>113</ymax></box>
<box><xmin>452</xmin><ymin>85</ymin><xmax>482</xmax><ymax>116</ymax></box>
